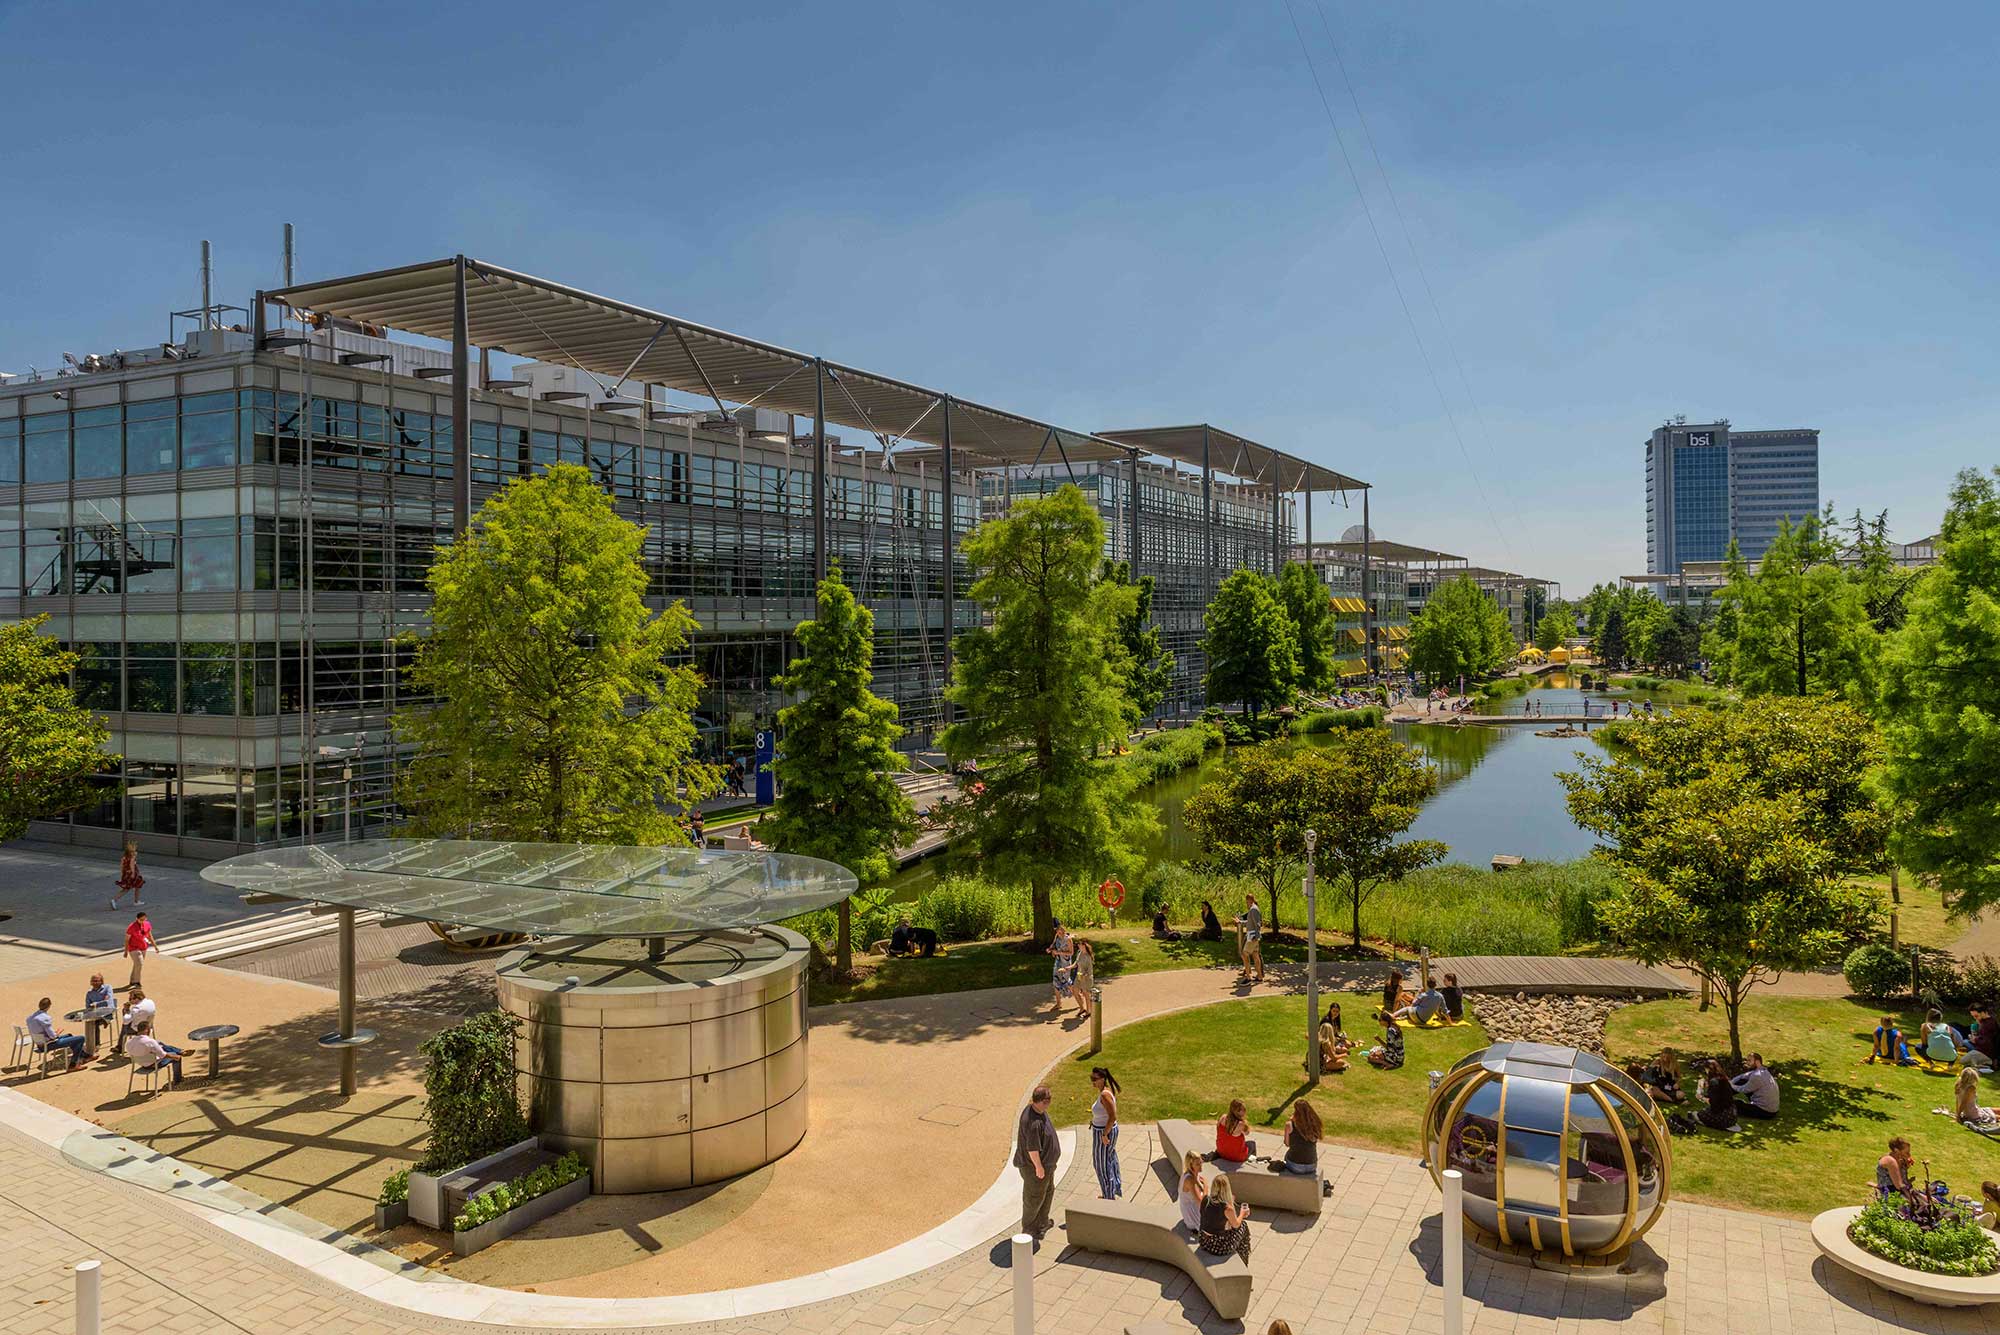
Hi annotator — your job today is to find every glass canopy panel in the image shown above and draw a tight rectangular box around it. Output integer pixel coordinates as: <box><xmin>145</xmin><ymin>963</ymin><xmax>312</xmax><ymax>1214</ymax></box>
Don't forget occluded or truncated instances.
<box><xmin>200</xmin><ymin>838</ymin><xmax>859</xmax><ymax>937</ymax></box>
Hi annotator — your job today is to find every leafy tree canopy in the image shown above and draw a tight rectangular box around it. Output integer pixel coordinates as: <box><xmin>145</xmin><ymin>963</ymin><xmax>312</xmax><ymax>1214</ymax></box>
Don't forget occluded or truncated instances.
<box><xmin>1203</xmin><ymin>568</ymin><xmax>1299</xmax><ymax>718</ymax></box>
<box><xmin>0</xmin><ymin>615</ymin><xmax>115</xmax><ymax>842</ymax></box>
<box><xmin>1561</xmin><ymin>697</ymin><xmax>1885</xmax><ymax>1060</ymax></box>
<box><xmin>397</xmin><ymin>463</ymin><xmax>717</xmax><ymax>843</ymax></box>
<box><xmin>762</xmin><ymin>567</ymin><xmax>918</xmax><ymax>971</ymax></box>
<box><xmin>1307</xmin><ymin>728</ymin><xmax>1447</xmax><ymax>946</ymax></box>
<box><xmin>1873</xmin><ymin>467</ymin><xmax>2000</xmax><ymax>915</ymax></box>
<box><xmin>1533</xmin><ymin>601</ymin><xmax>1578</xmax><ymax>653</ymax></box>
<box><xmin>1712</xmin><ymin>508</ymin><xmax>1878</xmax><ymax>702</ymax></box>
<box><xmin>1409</xmin><ymin>575</ymin><xmax>1509</xmax><ymax>683</ymax></box>
<box><xmin>1276</xmin><ymin>561</ymin><xmax>1337</xmax><ymax>694</ymax></box>
<box><xmin>1100</xmin><ymin>560</ymin><xmax>1174</xmax><ymax>726</ymax></box>
<box><xmin>940</xmin><ymin>485</ymin><xmax>1150</xmax><ymax>944</ymax></box>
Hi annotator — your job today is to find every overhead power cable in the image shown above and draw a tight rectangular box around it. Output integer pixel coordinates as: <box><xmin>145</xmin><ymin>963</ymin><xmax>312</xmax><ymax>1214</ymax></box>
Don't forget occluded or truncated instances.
<box><xmin>1311</xmin><ymin>0</ymin><xmax>1535</xmax><ymax>573</ymax></box>
<box><xmin>1279</xmin><ymin>0</ymin><xmax>1513</xmax><ymax>563</ymax></box>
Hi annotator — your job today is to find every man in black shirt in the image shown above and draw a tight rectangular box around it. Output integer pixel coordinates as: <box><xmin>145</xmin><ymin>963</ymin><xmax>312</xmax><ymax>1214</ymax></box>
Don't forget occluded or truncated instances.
<box><xmin>1014</xmin><ymin>1085</ymin><xmax>1062</xmax><ymax>1242</ymax></box>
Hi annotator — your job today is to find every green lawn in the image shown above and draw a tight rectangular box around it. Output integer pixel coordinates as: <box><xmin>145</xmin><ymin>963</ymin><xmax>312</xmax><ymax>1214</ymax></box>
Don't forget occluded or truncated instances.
<box><xmin>1605</xmin><ymin>994</ymin><xmax>2000</xmax><ymax>1218</ymax></box>
<box><xmin>809</xmin><ymin>931</ymin><xmax>1345</xmax><ymax>1006</ymax></box>
<box><xmin>1847</xmin><ymin>872</ymin><xmax>1964</xmax><ymax>950</ymax></box>
<box><xmin>1044</xmin><ymin>991</ymin><xmax>1488</xmax><ymax>1160</ymax></box>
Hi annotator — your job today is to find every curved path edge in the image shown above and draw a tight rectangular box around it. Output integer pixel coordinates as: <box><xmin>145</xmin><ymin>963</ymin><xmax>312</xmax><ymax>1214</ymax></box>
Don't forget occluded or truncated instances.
<box><xmin>0</xmin><ymin>1084</ymin><xmax>1073</xmax><ymax>1328</ymax></box>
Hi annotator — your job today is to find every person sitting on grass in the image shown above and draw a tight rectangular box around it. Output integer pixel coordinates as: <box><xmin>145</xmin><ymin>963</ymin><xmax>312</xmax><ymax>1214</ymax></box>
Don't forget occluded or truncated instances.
<box><xmin>1215</xmin><ymin>1099</ymin><xmax>1254</xmax><ymax>1163</ymax></box>
<box><xmin>1439</xmin><ymin>972</ymin><xmax>1464</xmax><ymax>1022</ymax></box>
<box><xmin>1151</xmin><ymin>906</ymin><xmax>1181</xmax><ymax>942</ymax></box>
<box><xmin>1638</xmin><ymin>1048</ymin><xmax>1684</xmax><ymax>1104</ymax></box>
<box><xmin>1197</xmin><ymin>1173</ymin><xmax>1252</xmax><ymax>1263</ymax></box>
<box><xmin>1693</xmin><ymin>1060</ymin><xmax>1740</xmax><ymax>1132</ymax></box>
<box><xmin>1877</xmin><ymin>1136</ymin><xmax>1919</xmax><ymax>1203</ymax></box>
<box><xmin>1177</xmin><ymin>1149</ymin><xmax>1207</xmax><ymax>1231</ymax></box>
<box><xmin>1967</xmin><ymin>1006</ymin><xmax>2000</xmax><ymax>1071</ymax></box>
<box><xmin>1379</xmin><ymin>969</ymin><xmax>1407</xmax><ymax>1021</ymax></box>
<box><xmin>1198</xmin><ymin>900</ymin><xmax>1224</xmax><ymax>941</ymax></box>
<box><xmin>1281</xmin><ymin>1099</ymin><xmax>1322</xmax><ymax>1175</ymax></box>
<box><xmin>1977</xmin><ymin>1181</ymin><xmax>2000</xmax><ymax>1231</ymax></box>
<box><xmin>1395</xmin><ymin>983</ymin><xmax>1448</xmax><ymax>1026</ymax></box>
<box><xmin>1955</xmin><ymin>1067</ymin><xmax>2000</xmax><ymax>1130</ymax></box>
<box><xmin>1319</xmin><ymin>1019</ymin><xmax>1351</xmax><ymax>1074</ymax></box>
<box><xmin>1728</xmin><ymin>1052</ymin><xmax>1780</xmax><ymax>1119</ymax></box>
<box><xmin>1923</xmin><ymin>1009</ymin><xmax>1963</xmax><ymax>1064</ymax></box>
<box><xmin>1366</xmin><ymin>1015</ymin><xmax>1405</xmax><ymax>1070</ymax></box>
<box><xmin>1870</xmin><ymin>1016</ymin><xmax>1916</xmax><ymax>1066</ymax></box>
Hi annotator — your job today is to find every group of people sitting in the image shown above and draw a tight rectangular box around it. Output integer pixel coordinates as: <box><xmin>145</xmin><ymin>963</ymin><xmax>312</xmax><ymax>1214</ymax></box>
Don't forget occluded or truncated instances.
<box><xmin>1869</xmin><ymin>1007</ymin><xmax>2000</xmax><ymax>1070</ymax></box>
<box><xmin>23</xmin><ymin>975</ymin><xmax>187</xmax><ymax>1083</ymax></box>
<box><xmin>1178</xmin><ymin>1098</ymin><xmax>1327</xmax><ymax>1262</ymax></box>
<box><xmin>1877</xmin><ymin>1137</ymin><xmax>2000</xmax><ymax>1230</ymax></box>
<box><xmin>884</xmin><ymin>916</ymin><xmax>939</xmax><ymax>958</ymax></box>
<box><xmin>1627</xmin><ymin>1047</ymin><xmax>1781</xmax><ymax>1132</ymax></box>
<box><xmin>1147</xmin><ymin>898</ymin><xmax>1241</xmax><ymax>945</ymax></box>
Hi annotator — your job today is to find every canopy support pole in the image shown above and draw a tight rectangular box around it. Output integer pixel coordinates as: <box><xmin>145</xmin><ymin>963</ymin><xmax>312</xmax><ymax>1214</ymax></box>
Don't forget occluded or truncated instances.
<box><xmin>451</xmin><ymin>256</ymin><xmax>471</xmax><ymax>535</ymax></box>
<box><xmin>1363</xmin><ymin>489</ymin><xmax>1375</xmax><ymax>677</ymax></box>
<box><xmin>1128</xmin><ymin>449</ymin><xmax>1140</xmax><ymax>572</ymax></box>
<box><xmin>1201</xmin><ymin>425</ymin><xmax>1215</xmax><ymax>593</ymax></box>
<box><xmin>338</xmin><ymin>907</ymin><xmax>357</xmax><ymax>1096</ymax></box>
<box><xmin>813</xmin><ymin>359</ymin><xmax>828</xmax><ymax>583</ymax></box>
<box><xmin>941</xmin><ymin>397</ymin><xmax>955</xmax><ymax>722</ymax></box>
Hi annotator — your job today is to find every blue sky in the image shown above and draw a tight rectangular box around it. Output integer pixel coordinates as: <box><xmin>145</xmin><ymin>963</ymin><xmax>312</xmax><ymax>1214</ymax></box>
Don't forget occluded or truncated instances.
<box><xmin>2</xmin><ymin>0</ymin><xmax>1994</xmax><ymax>593</ymax></box>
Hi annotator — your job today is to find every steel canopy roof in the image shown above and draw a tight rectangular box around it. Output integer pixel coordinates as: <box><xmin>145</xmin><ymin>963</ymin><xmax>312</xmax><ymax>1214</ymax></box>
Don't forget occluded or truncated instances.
<box><xmin>1300</xmin><ymin>538</ymin><xmax>1466</xmax><ymax>564</ymax></box>
<box><xmin>1096</xmin><ymin>425</ymin><xmax>1366</xmax><ymax>494</ymax></box>
<box><xmin>270</xmin><ymin>257</ymin><xmax>1126</xmax><ymax>471</ymax></box>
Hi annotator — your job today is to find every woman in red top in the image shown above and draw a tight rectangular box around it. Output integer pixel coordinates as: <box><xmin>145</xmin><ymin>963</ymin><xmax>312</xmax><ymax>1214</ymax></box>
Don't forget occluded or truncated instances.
<box><xmin>113</xmin><ymin>841</ymin><xmax>145</xmax><ymax>909</ymax></box>
<box><xmin>124</xmin><ymin>911</ymin><xmax>155</xmax><ymax>989</ymax></box>
<box><xmin>1215</xmin><ymin>1098</ymin><xmax>1252</xmax><ymax>1163</ymax></box>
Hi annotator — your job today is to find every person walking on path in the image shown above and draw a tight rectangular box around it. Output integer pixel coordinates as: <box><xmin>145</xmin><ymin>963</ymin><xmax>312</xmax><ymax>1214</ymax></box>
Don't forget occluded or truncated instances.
<box><xmin>123</xmin><ymin>911</ymin><xmax>156</xmax><ymax>989</ymax></box>
<box><xmin>1089</xmin><ymin>1066</ymin><xmax>1122</xmax><ymax>1199</ymax></box>
<box><xmin>1015</xmin><ymin>1085</ymin><xmax>1061</xmax><ymax>1242</ymax></box>
<box><xmin>1048</xmin><ymin>925</ymin><xmax>1075</xmax><ymax>1016</ymax></box>
<box><xmin>1073</xmin><ymin>939</ymin><xmax>1095</xmax><ymax>1020</ymax></box>
<box><xmin>1236</xmin><ymin>894</ymin><xmax>1264</xmax><ymax>984</ymax></box>
<box><xmin>112</xmin><ymin>841</ymin><xmax>144</xmax><ymax>909</ymax></box>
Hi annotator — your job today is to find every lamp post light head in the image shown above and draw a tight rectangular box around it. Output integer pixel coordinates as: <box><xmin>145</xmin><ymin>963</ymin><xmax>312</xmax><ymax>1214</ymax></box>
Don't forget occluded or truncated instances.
<box><xmin>1305</xmin><ymin>829</ymin><xmax>1318</xmax><ymax>852</ymax></box>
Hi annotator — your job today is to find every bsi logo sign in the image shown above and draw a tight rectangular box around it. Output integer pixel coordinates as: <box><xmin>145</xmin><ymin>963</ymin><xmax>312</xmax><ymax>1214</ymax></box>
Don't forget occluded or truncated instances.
<box><xmin>1687</xmin><ymin>432</ymin><xmax>1713</xmax><ymax>447</ymax></box>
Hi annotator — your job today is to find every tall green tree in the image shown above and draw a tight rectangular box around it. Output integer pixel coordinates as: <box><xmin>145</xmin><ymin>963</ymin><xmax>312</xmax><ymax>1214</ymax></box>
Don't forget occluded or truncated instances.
<box><xmin>1408</xmin><ymin>575</ymin><xmax>1506</xmax><ymax>683</ymax></box>
<box><xmin>1873</xmin><ymin>467</ymin><xmax>2000</xmax><ymax>915</ymax></box>
<box><xmin>0</xmin><ymin>615</ymin><xmax>115</xmax><ymax>841</ymax></box>
<box><xmin>1276</xmin><ymin>561</ymin><xmax>1337</xmax><ymax>694</ymax></box>
<box><xmin>1720</xmin><ymin>510</ymin><xmax>1877</xmax><ymax>702</ymax></box>
<box><xmin>762</xmin><ymin>568</ymin><xmax>918</xmax><ymax>972</ymax></box>
<box><xmin>940</xmin><ymin>485</ymin><xmax>1148</xmax><ymax>945</ymax></box>
<box><xmin>1533</xmin><ymin>602</ymin><xmax>1577</xmax><ymax>653</ymax></box>
<box><xmin>1596</xmin><ymin>605</ymin><xmax>1628</xmax><ymax>669</ymax></box>
<box><xmin>397</xmin><ymin>463</ymin><xmax>717</xmax><ymax>843</ymax></box>
<box><xmin>1650</xmin><ymin>607</ymin><xmax>1702</xmax><ymax>676</ymax></box>
<box><xmin>1203</xmin><ymin>568</ymin><xmax>1299</xmax><ymax>719</ymax></box>
<box><xmin>1561</xmin><ymin>698</ymin><xmax>1885</xmax><ymax>1061</ymax></box>
<box><xmin>1701</xmin><ymin>540</ymin><xmax>1750</xmax><ymax>683</ymax></box>
<box><xmin>1182</xmin><ymin>747</ymin><xmax>1333</xmax><ymax>934</ymax></box>
<box><xmin>1100</xmin><ymin>560</ymin><xmax>1174</xmax><ymax>726</ymax></box>
<box><xmin>1309</xmin><ymin>728</ymin><xmax>1448</xmax><ymax>947</ymax></box>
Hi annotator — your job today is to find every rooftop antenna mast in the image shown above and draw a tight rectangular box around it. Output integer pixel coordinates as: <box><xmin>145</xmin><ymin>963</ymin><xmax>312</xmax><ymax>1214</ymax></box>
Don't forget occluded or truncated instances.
<box><xmin>200</xmin><ymin>240</ymin><xmax>213</xmax><ymax>330</ymax></box>
<box><xmin>283</xmin><ymin>222</ymin><xmax>295</xmax><ymax>286</ymax></box>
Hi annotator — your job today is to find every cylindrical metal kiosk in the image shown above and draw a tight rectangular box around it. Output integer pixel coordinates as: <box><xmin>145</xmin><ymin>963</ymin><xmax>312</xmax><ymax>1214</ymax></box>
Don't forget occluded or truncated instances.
<box><xmin>497</xmin><ymin>929</ymin><xmax>811</xmax><ymax>1193</ymax></box>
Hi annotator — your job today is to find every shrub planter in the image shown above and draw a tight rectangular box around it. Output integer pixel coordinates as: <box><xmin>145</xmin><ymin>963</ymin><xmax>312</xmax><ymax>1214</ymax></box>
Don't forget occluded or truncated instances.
<box><xmin>1812</xmin><ymin>1207</ymin><xmax>2000</xmax><ymax>1307</ymax></box>
<box><xmin>373</xmin><ymin>1201</ymin><xmax>408</xmax><ymax>1231</ymax></box>
<box><xmin>450</xmin><ymin>1172</ymin><xmax>590</xmax><ymax>1256</ymax></box>
<box><xmin>408</xmin><ymin>1136</ymin><xmax>539</xmax><ymax>1230</ymax></box>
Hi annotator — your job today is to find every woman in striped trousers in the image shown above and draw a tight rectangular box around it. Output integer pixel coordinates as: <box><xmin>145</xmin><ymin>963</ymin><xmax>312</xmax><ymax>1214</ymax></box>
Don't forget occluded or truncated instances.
<box><xmin>1089</xmin><ymin>1066</ymin><xmax>1123</xmax><ymax>1199</ymax></box>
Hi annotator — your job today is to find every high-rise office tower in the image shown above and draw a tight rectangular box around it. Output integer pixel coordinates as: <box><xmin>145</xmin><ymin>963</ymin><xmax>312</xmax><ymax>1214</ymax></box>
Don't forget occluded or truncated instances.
<box><xmin>1645</xmin><ymin>421</ymin><xmax>1819</xmax><ymax>572</ymax></box>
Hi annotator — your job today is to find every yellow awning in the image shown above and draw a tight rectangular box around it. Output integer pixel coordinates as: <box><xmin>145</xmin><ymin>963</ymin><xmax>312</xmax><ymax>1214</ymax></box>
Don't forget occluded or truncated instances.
<box><xmin>1344</xmin><ymin>627</ymin><xmax>1367</xmax><ymax>645</ymax></box>
<box><xmin>1338</xmin><ymin>659</ymin><xmax>1368</xmax><ymax>677</ymax></box>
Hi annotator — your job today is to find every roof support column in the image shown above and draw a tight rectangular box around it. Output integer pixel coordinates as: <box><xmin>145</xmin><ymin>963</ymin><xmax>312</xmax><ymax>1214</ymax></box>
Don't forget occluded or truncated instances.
<box><xmin>450</xmin><ymin>256</ymin><xmax>472</xmax><ymax>535</ymax></box>
<box><xmin>1271</xmin><ymin>481</ymin><xmax>1281</xmax><ymax>574</ymax></box>
<box><xmin>1304</xmin><ymin>481</ymin><xmax>1312</xmax><ymax>550</ymax></box>
<box><xmin>813</xmin><ymin>358</ymin><xmax>828</xmax><ymax>584</ymax></box>
<box><xmin>941</xmin><ymin>397</ymin><xmax>955</xmax><ymax>720</ymax></box>
<box><xmin>1128</xmin><ymin>449</ymin><xmax>1141</xmax><ymax>572</ymax></box>
<box><xmin>1363</xmin><ymin>488</ymin><xmax>1375</xmax><ymax>677</ymax></box>
<box><xmin>1201</xmin><ymin>424</ymin><xmax>1215</xmax><ymax>592</ymax></box>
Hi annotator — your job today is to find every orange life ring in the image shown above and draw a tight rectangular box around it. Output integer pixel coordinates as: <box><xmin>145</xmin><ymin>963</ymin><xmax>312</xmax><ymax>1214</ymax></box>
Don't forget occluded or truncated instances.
<box><xmin>1097</xmin><ymin>878</ymin><xmax>1125</xmax><ymax>910</ymax></box>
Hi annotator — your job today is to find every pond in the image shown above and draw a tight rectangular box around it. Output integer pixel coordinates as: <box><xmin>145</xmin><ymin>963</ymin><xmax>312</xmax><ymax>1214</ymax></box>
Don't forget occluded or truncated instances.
<box><xmin>883</xmin><ymin>680</ymin><xmax>1614</xmax><ymax>898</ymax></box>
<box><xmin>1483</xmin><ymin>669</ymin><xmax>1678</xmax><ymax>716</ymax></box>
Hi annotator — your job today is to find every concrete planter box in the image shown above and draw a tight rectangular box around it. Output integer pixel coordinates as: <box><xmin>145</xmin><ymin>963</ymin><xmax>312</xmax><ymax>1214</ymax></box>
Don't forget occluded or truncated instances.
<box><xmin>450</xmin><ymin>1173</ymin><xmax>590</xmax><ymax>1256</ymax></box>
<box><xmin>373</xmin><ymin>1201</ymin><xmax>407</xmax><ymax>1231</ymax></box>
<box><xmin>1813</xmin><ymin>1206</ymin><xmax>2000</xmax><ymax>1307</ymax></box>
<box><xmin>408</xmin><ymin>1137</ymin><xmax>539</xmax><ymax>1230</ymax></box>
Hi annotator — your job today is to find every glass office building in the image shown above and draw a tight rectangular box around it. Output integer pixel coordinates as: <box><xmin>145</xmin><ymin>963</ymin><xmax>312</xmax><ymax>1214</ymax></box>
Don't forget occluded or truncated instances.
<box><xmin>1645</xmin><ymin>421</ymin><xmax>1818</xmax><ymax>572</ymax></box>
<box><xmin>3</xmin><ymin>278</ymin><xmax>1337</xmax><ymax>856</ymax></box>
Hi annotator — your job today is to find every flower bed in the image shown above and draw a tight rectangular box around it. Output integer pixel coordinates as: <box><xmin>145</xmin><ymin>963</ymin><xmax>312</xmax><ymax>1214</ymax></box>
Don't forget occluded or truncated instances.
<box><xmin>1848</xmin><ymin>1196</ymin><xmax>1998</xmax><ymax>1278</ymax></box>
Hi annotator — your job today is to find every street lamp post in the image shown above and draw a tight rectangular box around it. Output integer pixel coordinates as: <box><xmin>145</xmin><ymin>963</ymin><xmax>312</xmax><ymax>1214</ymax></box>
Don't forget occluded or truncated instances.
<box><xmin>1305</xmin><ymin>828</ymin><xmax>1320</xmax><ymax>1084</ymax></box>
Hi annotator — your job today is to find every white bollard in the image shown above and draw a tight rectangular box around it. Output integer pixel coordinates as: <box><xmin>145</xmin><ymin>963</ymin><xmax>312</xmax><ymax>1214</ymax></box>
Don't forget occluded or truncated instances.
<box><xmin>1442</xmin><ymin>1169</ymin><xmax>1464</xmax><ymax>1335</ymax></box>
<box><xmin>1011</xmin><ymin>1232</ymin><xmax>1035</xmax><ymax>1335</ymax></box>
<box><xmin>74</xmin><ymin>1260</ymin><xmax>101</xmax><ymax>1335</ymax></box>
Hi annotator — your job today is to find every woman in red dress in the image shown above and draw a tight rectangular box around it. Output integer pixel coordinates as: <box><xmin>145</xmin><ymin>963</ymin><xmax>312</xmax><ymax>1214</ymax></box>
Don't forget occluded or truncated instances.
<box><xmin>113</xmin><ymin>841</ymin><xmax>144</xmax><ymax>909</ymax></box>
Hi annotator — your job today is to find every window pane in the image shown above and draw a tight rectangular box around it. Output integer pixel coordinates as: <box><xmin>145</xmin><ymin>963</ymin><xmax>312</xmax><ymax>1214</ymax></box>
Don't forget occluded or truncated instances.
<box><xmin>124</xmin><ymin>762</ymin><xmax>177</xmax><ymax>834</ymax></box>
<box><xmin>73</xmin><ymin>419</ymin><xmax>121</xmax><ymax>479</ymax></box>
<box><xmin>181</xmin><ymin>643</ymin><xmax>235</xmax><ymax>715</ymax></box>
<box><xmin>181</xmin><ymin>766</ymin><xmax>239</xmax><ymax>840</ymax></box>
<box><xmin>0</xmin><ymin>421</ymin><xmax>17</xmax><ymax>483</ymax></box>
<box><xmin>125</xmin><ymin>653</ymin><xmax>176</xmax><ymax>714</ymax></box>
<box><xmin>24</xmin><ymin>426</ymin><xmax>67</xmax><ymax>482</ymax></box>
<box><xmin>181</xmin><ymin>411</ymin><xmax>237</xmax><ymax>469</ymax></box>
<box><xmin>73</xmin><ymin>767</ymin><xmax>123</xmax><ymax>829</ymax></box>
<box><xmin>126</xmin><ymin>416</ymin><xmax>177</xmax><ymax>474</ymax></box>
<box><xmin>73</xmin><ymin>642</ymin><xmax>122</xmax><ymax>711</ymax></box>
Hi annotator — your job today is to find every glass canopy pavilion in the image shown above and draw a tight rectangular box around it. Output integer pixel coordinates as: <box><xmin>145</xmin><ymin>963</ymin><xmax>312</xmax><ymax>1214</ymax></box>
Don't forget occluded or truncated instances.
<box><xmin>203</xmin><ymin>840</ymin><xmax>857</xmax><ymax>1192</ymax></box>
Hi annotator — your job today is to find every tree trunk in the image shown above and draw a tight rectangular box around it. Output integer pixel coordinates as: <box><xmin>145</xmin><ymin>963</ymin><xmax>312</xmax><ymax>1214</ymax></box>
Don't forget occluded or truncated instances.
<box><xmin>1797</xmin><ymin>610</ymin><xmax>1807</xmax><ymax>695</ymax></box>
<box><xmin>1350</xmin><ymin>880</ymin><xmax>1363</xmax><ymax>948</ymax></box>
<box><xmin>1266</xmin><ymin>884</ymin><xmax>1282</xmax><ymax>936</ymax></box>
<box><xmin>1031</xmin><ymin>877</ymin><xmax>1054</xmax><ymax>947</ymax></box>
<box><xmin>1724</xmin><ymin>978</ymin><xmax>1746</xmax><ymax>1065</ymax></box>
<box><xmin>836</xmin><ymin>898</ymin><xmax>853</xmax><ymax>974</ymax></box>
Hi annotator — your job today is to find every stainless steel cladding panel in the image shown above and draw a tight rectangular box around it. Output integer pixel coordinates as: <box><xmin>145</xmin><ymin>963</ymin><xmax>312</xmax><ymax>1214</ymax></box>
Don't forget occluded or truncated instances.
<box><xmin>496</xmin><ymin>927</ymin><xmax>812</xmax><ymax>1193</ymax></box>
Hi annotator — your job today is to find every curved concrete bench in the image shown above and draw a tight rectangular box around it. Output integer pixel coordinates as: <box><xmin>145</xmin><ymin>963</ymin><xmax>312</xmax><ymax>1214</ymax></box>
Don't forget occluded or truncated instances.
<box><xmin>1064</xmin><ymin>1198</ymin><xmax>1251</xmax><ymax>1320</ymax></box>
<box><xmin>1811</xmin><ymin>1206</ymin><xmax>2000</xmax><ymax>1307</ymax></box>
<box><xmin>1156</xmin><ymin>1117</ymin><xmax>1323</xmax><ymax>1216</ymax></box>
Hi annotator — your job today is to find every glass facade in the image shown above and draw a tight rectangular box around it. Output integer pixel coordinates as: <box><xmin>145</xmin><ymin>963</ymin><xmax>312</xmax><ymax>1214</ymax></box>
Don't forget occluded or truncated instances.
<box><xmin>4</xmin><ymin>345</ymin><xmax>1300</xmax><ymax>851</ymax></box>
<box><xmin>1669</xmin><ymin>443</ymin><xmax>1730</xmax><ymax>565</ymax></box>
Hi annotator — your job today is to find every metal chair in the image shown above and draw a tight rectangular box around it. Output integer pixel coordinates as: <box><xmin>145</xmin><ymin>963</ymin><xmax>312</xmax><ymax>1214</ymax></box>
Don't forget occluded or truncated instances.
<box><xmin>30</xmin><ymin>1032</ymin><xmax>75</xmax><ymax>1077</ymax></box>
<box><xmin>127</xmin><ymin>1058</ymin><xmax>168</xmax><ymax>1098</ymax></box>
<box><xmin>8</xmin><ymin>1024</ymin><xmax>29</xmax><ymax>1070</ymax></box>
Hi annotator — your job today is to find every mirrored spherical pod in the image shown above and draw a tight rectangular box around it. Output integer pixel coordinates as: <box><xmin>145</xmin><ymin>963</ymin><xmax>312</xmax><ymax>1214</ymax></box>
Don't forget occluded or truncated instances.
<box><xmin>1422</xmin><ymin>1041</ymin><xmax>1670</xmax><ymax>1259</ymax></box>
